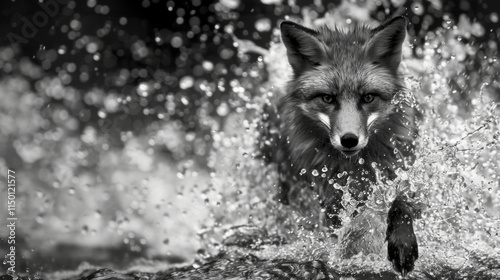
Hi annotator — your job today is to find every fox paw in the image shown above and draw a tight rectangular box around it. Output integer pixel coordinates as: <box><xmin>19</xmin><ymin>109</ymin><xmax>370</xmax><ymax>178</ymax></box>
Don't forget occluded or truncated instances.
<box><xmin>386</xmin><ymin>199</ymin><xmax>419</xmax><ymax>277</ymax></box>
<box><xmin>387</xmin><ymin>230</ymin><xmax>418</xmax><ymax>276</ymax></box>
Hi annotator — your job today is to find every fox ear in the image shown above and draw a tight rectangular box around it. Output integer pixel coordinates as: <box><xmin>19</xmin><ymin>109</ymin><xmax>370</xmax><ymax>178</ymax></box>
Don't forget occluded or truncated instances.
<box><xmin>280</xmin><ymin>21</ymin><xmax>326</xmax><ymax>74</ymax></box>
<box><xmin>366</xmin><ymin>16</ymin><xmax>407</xmax><ymax>70</ymax></box>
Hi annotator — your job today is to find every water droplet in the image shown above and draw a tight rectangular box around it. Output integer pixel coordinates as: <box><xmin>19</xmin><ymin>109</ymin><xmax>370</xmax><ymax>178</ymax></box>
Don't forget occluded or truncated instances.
<box><xmin>202</xmin><ymin>61</ymin><xmax>214</xmax><ymax>72</ymax></box>
<box><xmin>136</xmin><ymin>82</ymin><xmax>150</xmax><ymax>97</ymax></box>
<box><xmin>179</xmin><ymin>76</ymin><xmax>194</xmax><ymax>89</ymax></box>
<box><xmin>216</xmin><ymin>102</ymin><xmax>229</xmax><ymax>116</ymax></box>
<box><xmin>58</xmin><ymin>45</ymin><xmax>67</xmax><ymax>55</ymax></box>
<box><xmin>411</xmin><ymin>3</ymin><xmax>423</xmax><ymax>15</ymax></box>
<box><xmin>97</xmin><ymin>110</ymin><xmax>107</xmax><ymax>118</ymax></box>
<box><xmin>255</xmin><ymin>18</ymin><xmax>271</xmax><ymax>32</ymax></box>
<box><xmin>491</xmin><ymin>12</ymin><xmax>499</xmax><ymax>23</ymax></box>
<box><xmin>170</xmin><ymin>35</ymin><xmax>183</xmax><ymax>48</ymax></box>
<box><xmin>81</xmin><ymin>225</ymin><xmax>89</xmax><ymax>235</ymax></box>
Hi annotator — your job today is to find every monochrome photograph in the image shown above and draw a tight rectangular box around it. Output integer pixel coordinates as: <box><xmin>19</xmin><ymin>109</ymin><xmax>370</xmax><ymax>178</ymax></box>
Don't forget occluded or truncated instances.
<box><xmin>0</xmin><ymin>0</ymin><xmax>499</xmax><ymax>279</ymax></box>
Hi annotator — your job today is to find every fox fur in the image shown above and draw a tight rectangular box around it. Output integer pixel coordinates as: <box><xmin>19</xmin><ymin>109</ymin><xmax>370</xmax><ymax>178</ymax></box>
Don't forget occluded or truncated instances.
<box><xmin>259</xmin><ymin>16</ymin><xmax>420</xmax><ymax>276</ymax></box>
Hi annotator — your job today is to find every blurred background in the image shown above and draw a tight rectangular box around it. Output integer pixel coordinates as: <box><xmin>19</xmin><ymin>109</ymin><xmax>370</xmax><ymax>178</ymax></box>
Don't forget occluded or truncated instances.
<box><xmin>0</xmin><ymin>0</ymin><xmax>499</xmax><ymax>277</ymax></box>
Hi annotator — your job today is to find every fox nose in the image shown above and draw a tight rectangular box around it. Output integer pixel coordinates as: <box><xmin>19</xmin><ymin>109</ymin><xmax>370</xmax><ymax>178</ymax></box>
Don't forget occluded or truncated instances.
<box><xmin>340</xmin><ymin>133</ymin><xmax>359</xmax><ymax>149</ymax></box>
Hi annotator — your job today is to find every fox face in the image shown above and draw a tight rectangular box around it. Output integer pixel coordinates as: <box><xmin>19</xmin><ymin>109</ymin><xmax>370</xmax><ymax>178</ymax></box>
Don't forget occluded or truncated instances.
<box><xmin>281</xmin><ymin>17</ymin><xmax>407</xmax><ymax>157</ymax></box>
<box><xmin>292</xmin><ymin>71</ymin><xmax>398</xmax><ymax>156</ymax></box>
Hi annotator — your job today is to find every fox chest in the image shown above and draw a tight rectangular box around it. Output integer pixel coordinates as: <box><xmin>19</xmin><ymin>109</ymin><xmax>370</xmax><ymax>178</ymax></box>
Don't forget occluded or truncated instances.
<box><xmin>277</xmin><ymin>146</ymin><xmax>381</xmax><ymax>201</ymax></box>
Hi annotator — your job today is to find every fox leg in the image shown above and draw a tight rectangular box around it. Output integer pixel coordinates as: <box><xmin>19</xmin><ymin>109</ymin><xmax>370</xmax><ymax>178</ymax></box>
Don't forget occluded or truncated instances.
<box><xmin>322</xmin><ymin>203</ymin><xmax>343</xmax><ymax>229</ymax></box>
<box><xmin>386</xmin><ymin>197</ymin><xmax>419</xmax><ymax>277</ymax></box>
<box><xmin>319</xmin><ymin>189</ymin><xmax>344</xmax><ymax>229</ymax></box>
<box><xmin>276</xmin><ymin>180</ymin><xmax>290</xmax><ymax>205</ymax></box>
<box><xmin>275</xmin><ymin>161</ymin><xmax>293</xmax><ymax>205</ymax></box>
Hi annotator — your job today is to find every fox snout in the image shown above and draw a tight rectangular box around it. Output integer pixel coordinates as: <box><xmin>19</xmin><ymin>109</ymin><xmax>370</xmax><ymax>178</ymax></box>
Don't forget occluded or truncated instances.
<box><xmin>340</xmin><ymin>133</ymin><xmax>359</xmax><ymax>149</ymax></box>
<box><xmin>331</xmin><ymin>131</ymin><xmax>368</xmax><ymax>156</ymax></box>
<box><xmin>315</xmin><ymin>104</ymin><xmax>375</xmax><ymax>157</ymax></box>
<box><xmin>328</xmin><ymin>103</ymin><xmax>371</xmax><ymax>156</ymax></box>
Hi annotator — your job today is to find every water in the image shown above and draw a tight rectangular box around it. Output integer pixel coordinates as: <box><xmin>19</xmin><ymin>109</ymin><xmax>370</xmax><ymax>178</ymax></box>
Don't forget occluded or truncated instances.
<box><xmin>0</xmin><ymin>0</ymin><xmax>499</xmax><ymax>279</ymax></box>
<box><xmin>198</xmin><ymin>2</ymin><xmax>500</xmax><ymax>279</ymax></box>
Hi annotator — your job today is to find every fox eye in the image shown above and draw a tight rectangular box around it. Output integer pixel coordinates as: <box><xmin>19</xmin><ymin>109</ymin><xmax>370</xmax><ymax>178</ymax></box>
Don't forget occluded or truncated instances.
<box><xmin>321</xmin><ymin>94</ymin><xmax>334</xmax><ymax>104</ymax></box>
<box><xmin>362</xmin><ymin>94</ymin><xmax>376</xmax><ymax>103</ymax></box>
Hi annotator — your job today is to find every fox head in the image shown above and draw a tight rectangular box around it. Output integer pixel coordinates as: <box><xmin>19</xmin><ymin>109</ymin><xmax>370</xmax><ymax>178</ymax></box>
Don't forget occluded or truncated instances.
<box><xmin>280</xmin><ymin>17</ymin><xmax>407</xmax><ymax>157</ymax></box>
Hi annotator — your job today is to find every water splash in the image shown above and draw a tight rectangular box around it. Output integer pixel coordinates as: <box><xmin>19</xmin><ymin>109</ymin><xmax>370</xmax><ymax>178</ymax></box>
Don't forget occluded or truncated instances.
<box><xmin>204</xmin><ymin>1</ymin><xmax>500</xmax><ymax>277</ymax></box>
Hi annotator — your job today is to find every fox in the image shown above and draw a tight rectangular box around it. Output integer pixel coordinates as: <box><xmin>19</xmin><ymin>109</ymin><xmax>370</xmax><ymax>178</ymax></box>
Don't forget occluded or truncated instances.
<box><xmin>259</xmin><ymin>16</ymin><xmax>420</xmax><ymax>276</ymax></box>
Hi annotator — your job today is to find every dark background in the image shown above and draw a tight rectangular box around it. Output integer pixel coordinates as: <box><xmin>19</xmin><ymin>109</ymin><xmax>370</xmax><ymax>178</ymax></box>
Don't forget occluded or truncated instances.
<box><xmin>1</xmin><ymin>0</ymin><xmax>498</xmax><ymax>154</ymax></box>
